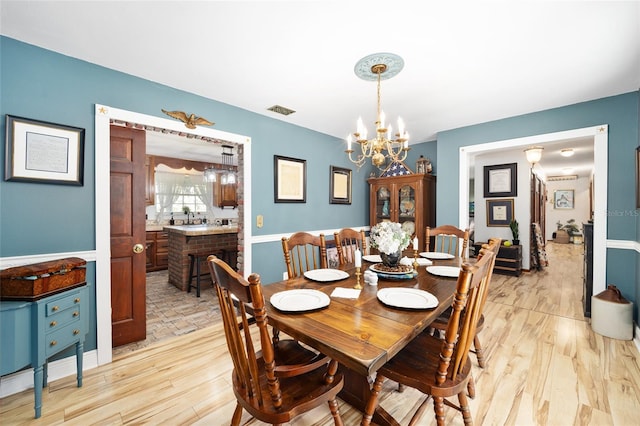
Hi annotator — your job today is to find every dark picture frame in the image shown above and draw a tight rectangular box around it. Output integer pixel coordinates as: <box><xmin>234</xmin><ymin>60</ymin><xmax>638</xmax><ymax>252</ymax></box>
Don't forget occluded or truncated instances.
<box><xmin>486</xmin><ymin>198</ymin><xmax>514</xmax><ymax>226</ymax></box>
<box><xmin>4</xmin><ymin>115</ymin><xmax>85</xmax><ymax>185</ymax></box>
<box><xmin>636</xmin><ymin>146</ymin><xmax>640</xmax><ymax>209</ymax></box>
<box><xmin>483</xmin><ymin>162</ymin><xmax>517</xmax><ymax>198</ymax></box>
<box><xmin>329</xmin><ymin>165</ymin><xmax>352</xmax><ymax>204</ymax></box>
<box><xmin>274</xmin><ymin>155</ymin><xmax>306</xmax><ymax>203</ymax></box>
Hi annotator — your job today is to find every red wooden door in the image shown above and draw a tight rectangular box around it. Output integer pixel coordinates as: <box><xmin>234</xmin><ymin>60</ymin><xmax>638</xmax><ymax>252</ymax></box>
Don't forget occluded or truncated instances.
<box><xmin>110</xmin><ymin>125</ymin><xmax>146</xmax><ymax>347</ymax></box>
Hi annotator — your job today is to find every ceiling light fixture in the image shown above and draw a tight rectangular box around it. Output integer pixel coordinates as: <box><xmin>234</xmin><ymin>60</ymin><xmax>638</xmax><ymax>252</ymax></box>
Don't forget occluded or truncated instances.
<box><xmin>346</xmin><ymin>53</ymin><xmax>409</xmax><ymax>169</ymax></box>
<box><xmin>560</xmin><ymin>148</ymin><xmax>574</xmax><ymax>157</ymax></box>
<box><xmin>202</xmin><ymin>144</ymin><xmax>237</xmax><ymax>184</ymax></box>
<box><xmin>524</xmin><ymin>146</ymin><xmax>544</xmax><ymax>166</ymax></box>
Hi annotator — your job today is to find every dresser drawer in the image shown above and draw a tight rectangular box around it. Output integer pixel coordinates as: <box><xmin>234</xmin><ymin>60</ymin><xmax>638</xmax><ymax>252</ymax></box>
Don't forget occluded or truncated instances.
<box><xmin>45</xmin><ymin>291</ymin><xmax>83</xmax><ymax>318</ymax></box>
<box><xmin>45</xmin><ymin>321</ymin><xmax>84</xmax><ymax>358</ymax></box>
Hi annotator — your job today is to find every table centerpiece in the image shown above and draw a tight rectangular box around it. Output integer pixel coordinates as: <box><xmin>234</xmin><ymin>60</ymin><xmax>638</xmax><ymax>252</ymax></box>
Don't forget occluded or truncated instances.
<box><xmin>369</xmin><ymin>221</ymin><xmax>411</xmax><ymax>270</ymax></box>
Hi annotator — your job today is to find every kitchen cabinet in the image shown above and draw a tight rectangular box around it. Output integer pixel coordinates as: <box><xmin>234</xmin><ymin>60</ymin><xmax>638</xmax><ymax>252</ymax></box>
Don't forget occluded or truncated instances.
<box><xmin>368</xmin><ymin>173</ymin><xmax>436</xmax><ymax>250</ymax></box>
<box><xmin>145</xmin><ymin>155</ymin><xmax>155</xmax><ymax>206</ymax></box>
<box><xmin>215</xmin><ymin>173</ymin><xmax>237</xmax><ymax>208</ymax></box>
<box><xmin>146</xmin><ymin>230</ymin><xmax>169</xmax><ymax>272</ymax></box>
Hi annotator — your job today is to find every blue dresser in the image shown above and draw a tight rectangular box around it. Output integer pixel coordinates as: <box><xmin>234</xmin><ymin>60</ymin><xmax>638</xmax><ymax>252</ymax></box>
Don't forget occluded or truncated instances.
<box><xmin>0</xmin><ymin>283</ymin><xmax>88</xmax><ymax>418</ymax></box>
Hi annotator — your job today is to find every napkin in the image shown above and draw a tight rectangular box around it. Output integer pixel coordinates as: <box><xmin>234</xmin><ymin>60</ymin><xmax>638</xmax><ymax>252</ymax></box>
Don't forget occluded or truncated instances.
<box><xmin>400</xmin><ymin>256</ymin><xmax>433</xmax><ymax>266</ymax></box>
<box><xmin>330</xmin><ymin>287</ymin><xmax>361</xmax><ymax>299</ymax></box>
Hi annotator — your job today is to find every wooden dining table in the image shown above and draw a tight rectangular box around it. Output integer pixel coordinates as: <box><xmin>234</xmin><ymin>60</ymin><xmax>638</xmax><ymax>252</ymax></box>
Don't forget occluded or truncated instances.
<box><xmin>261</xmin><ymin>256</ymin><xmax>464</xmax><ymax>425</ymax></box>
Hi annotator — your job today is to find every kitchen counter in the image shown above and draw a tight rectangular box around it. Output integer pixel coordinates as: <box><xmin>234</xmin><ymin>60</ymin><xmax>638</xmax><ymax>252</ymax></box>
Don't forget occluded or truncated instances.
<box><xmin>163</xmin><ymin>224</ymin><xmax>238</xmax><ymax>236</ymax></box>
<box><xmin>164</xmin><ymin>225</ymin><xmax>238</xmax><ymax>291</ymax></box>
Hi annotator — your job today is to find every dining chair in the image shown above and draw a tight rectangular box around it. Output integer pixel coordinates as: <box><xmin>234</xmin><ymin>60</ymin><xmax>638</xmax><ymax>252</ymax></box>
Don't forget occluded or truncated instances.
<box><xmin>425</xmin><ymin>225</ymin><xmax>470</xmax><ymax>259</ymax></box>
<box><xmin>207</xmin><ymin>255</ymin><xmax>344</xmax><ymax>426</ymax></box>
<box><xmin>282</xmin><ymin>232</ymin><xmax>328</xmax><ymax>279</ymax></box>
<box><xmin>361</xmin><ymin>246</ymin><xmax>496</xmax><ymax>426</ymax></box>
<box><xmin>427</xmin><ymin>238</ymin><xmax>501</xmax><ymax>372</ymax></box>
<box><xmin>334</xmin><ymin>228</ymin><xmax>367</xmax><ymax>265</ymax></box>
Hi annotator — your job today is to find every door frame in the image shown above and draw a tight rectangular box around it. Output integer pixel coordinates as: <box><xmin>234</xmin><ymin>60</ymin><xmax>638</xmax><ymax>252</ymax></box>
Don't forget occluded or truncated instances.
<box><xmin>95</xmin><ymin>104</ymin><xmax>252</xmax><ymax>366</ymax></box>
<box><xmin>457</xmin><ymin>124</ymin><xmax>607</xmax><ymax>295</ymax></box>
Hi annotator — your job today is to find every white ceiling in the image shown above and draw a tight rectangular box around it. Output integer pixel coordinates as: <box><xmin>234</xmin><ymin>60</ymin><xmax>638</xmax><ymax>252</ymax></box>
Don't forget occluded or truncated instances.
<box><xmin>1</xmin><ymin>1</ymin><xmax>638</xmax><ymax>178</ymax></box>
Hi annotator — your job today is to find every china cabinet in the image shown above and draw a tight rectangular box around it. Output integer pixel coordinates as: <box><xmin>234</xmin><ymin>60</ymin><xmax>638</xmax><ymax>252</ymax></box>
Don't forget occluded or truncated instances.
<box><xmin>368</xmin><ymin>173</ymin><xmax>436</xmax><ymax>250</ymax></box>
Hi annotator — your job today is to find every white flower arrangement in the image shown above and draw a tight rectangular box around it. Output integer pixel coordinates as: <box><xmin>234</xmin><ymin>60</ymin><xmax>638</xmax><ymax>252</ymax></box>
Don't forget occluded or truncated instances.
<box><xmin>369</xmin><ymin>222</ymin><xmax>411</xmax><ymax>255</ymax></box>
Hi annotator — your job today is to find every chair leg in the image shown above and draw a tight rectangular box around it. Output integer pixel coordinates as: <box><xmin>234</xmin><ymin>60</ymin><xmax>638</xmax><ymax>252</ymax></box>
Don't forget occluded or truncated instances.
<box><xmin>458</xmin><ymin>391</ymin><xmax>473</xmax><ymax>425</ymax></box>
<box><xmin>187</xmin><ymin>254</ymin><xmax>195</xmax><ymax>293</ymax></box>
<box><xmin>328</xmin><ymin>398</ymin><xmax>343</xmax><ymax>426</ymax></box>
<box><xmin>467</xmin><ymin>375</ymin><xmax>476</xmax><ymax>399</ymax></box>
<box><xmin>433</xmin><ymin>396</ymin><xmax>446</xmax><ymax>426</ymax></box>
<box><xmin>231</xmin><ymin>403</ymin><xmax>243</xmax><ymax>426</ymax></box>
<box><xmin>473</xmin><ymin>334</ymin><xmax>485</xmax><ymax>368</ymax></box>
<box><xmin>361</xmin><ymin>374</ymin><xmax>385</xmax><ymax>426</ymax></box>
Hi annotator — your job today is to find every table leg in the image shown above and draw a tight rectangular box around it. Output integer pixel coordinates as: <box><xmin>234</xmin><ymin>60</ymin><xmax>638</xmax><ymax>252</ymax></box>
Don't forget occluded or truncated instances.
<box><xmin>338</xmin><ymin>366</ymin><xmax>400</xmax><ymax>426</ymax></box>
<box><xmin>76</xmin><ymin>340</ymin><xmax>84</xmax><ymax>387</ymax></box>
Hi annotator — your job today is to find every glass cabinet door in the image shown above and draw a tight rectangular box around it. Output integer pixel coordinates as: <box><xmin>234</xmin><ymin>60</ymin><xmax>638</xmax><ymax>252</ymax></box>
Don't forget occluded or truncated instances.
<box><xmin>375</xmin><ymin>186</ymin><xmax>392</xmax><ymax>222</ymax></box>
<box><xmin>397</xmin><ymin>184</ymin><xmax>416</xmax><ymax>236</ymax></box>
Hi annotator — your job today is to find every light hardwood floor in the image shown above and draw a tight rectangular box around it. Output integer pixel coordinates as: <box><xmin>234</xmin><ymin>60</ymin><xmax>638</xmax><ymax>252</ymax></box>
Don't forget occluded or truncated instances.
<box><xmin>2</xmin><ymin>243</ymin><xmax>639</xmax><ymax>425</ymax></box>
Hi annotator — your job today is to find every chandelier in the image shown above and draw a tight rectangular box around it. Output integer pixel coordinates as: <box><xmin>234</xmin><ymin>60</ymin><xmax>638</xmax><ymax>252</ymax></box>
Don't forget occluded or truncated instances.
<box><xmin>203</xmin><ymin>144</ymin><xmax>236</xmax><ymax>184</ymax></box>
<box><xmin>346</xmin><ymin>53</ymin><xmax>409</xmax><ymax>169</ymax></box>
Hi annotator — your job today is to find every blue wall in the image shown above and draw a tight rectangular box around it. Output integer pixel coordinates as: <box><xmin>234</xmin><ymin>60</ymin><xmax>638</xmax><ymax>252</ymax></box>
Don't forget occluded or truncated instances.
<box><xmin>0</xmin><ymin>36</ymin><xmax>372</xmax><ymax>349</ymax></box>
<box><xmin>436</xmin><ymin>92</ymin><xmax>640</xmax><ymax>315</ymax></box>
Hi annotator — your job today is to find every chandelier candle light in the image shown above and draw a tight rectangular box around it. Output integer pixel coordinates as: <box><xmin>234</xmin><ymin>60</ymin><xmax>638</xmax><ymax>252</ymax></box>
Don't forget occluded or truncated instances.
<box><xmin>346</xmin><ymin>53</ymin><xmax>410</xmax><ymax>169</ymax></box>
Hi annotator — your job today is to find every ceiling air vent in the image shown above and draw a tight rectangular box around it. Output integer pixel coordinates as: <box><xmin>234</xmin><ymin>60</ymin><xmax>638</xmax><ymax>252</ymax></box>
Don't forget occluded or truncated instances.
<box><xmin>267</xmin><ymin>105</ymin><xmax>296</xmax><ymax>116</ymax></box>
<box><xmin>547</xmin><ymin>175</ymin><xmax>577</xmax><ymax>181</ymax></box>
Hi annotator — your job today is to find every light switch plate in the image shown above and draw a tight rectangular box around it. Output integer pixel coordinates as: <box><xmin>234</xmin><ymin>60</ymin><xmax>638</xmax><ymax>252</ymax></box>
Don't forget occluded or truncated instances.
<box><xmin>257</xmin><ymin>215</ymin><xmax>263</xmax><ymax>228</ymax></box>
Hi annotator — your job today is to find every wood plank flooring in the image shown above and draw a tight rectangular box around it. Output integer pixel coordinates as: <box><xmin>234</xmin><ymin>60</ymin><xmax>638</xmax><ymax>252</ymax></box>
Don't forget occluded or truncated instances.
<box><xmin>2</xmin><ymin>243</ymin><xmax>639</xmax><ymax>425</ymax></box>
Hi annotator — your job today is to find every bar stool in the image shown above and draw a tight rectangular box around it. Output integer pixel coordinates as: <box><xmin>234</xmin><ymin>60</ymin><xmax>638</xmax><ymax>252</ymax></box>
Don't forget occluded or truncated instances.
<box><xmin>188</xmin><ymin>250</ymin><xmax>227</xmax><ymax>297</ymax></box>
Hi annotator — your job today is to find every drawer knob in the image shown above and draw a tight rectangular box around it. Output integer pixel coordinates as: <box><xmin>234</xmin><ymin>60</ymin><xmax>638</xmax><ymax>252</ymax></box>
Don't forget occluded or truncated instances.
<box><xmin>52</xmin><ymin>305</ymin><xmax>59</xmax><ymax>311</ymax></box>
<box><xmin>74</xmin><ymin>298</ymin><xmax>81</xmax><ymax>303</ymax></box>
<box><xmin>73</xmin><ymin>329</ymin><xmax>80</xmax><ymax>335</ymax></box>
<box><xmin>73</xmin><ymin>311</ymin><xmax>79</xmax><ymax>317</ymax></box>
<box><xmin>50</xmin><ymin>321</ymin><xmax>57</xmax><ymax>327</ymax></box>
<box><xmin>50</xmin><ymin>340</ymin><xmax>57</xmax><ymax>347</ymax></box>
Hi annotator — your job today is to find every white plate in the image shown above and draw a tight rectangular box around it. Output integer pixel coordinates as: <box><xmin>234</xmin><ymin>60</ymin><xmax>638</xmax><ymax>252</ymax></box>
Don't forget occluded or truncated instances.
<box><xmin>303</xmin><ymin>268</ymin><xmax>349</xmax><ymax>282</ymax></box>
<box><xmin>400</xmin><ymin>256</ymin><xmax>433</xmax><ymax>266</ymax></box>
<box><xmin>377</xmin><ymin>288</ymin><xmax>438</xmax><ymax>309</ymax></box>
<box><xmin>370</xmin><ymin>264</ymin><xmax>414</xmax><ymax>275</ymax></box>
<box><xmin>401</xmin><ymin>220</ymin><xmax>415</xmax><ymax>235</ymax></box>
<box><xmin>270</xmin><ymin>289</ymin><xmax>330</xmax><ymax>312</ymax></box>
<box><xmin>420</xmin><ymin>252</ymin><xmax>455</xmax><ymax>260</ymax></box>
<box><xmin>362</xmin><ymin>254</ymin><xmax>382</xmax><ymax>263</ymax></box>
<box><xmin>426</xmin><ymin>266</ymin><xmax>460</xmax><ymax>278</ymax></box>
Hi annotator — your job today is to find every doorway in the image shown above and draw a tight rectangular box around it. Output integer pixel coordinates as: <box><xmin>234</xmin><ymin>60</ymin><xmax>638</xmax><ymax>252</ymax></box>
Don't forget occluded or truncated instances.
<box><xmin>95</xmin><ymin>104</ymin><xmax>252</xmax><ymax>365</ymax></box>
<box><xmin>458</xmin><ymin>125</ymin><xmax>606</xmax><ymax>294</ymax></box>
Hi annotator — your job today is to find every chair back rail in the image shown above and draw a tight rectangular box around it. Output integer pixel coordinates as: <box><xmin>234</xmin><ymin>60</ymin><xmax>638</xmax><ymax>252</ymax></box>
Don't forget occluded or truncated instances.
<box><xmin>425</xmin><ymin>225</ymin><xmax>470</xmax><ymax>259</ymax></box>
<box><xmin>333</xmin><ymin>228</ymin><xmax>367</xmax><ymax>265</ymax></box>
<box><xmin>282</xmin><ymin>232</ymin><xmax>327</xmax><ymax>278</ymax></box>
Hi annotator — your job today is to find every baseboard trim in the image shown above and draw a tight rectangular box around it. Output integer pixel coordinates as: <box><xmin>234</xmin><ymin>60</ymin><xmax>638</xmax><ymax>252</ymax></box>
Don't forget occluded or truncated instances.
<box><xmin>0</xmin><ymin>350</ymin><xmax>98</xmax><ymax>398</ymax></box>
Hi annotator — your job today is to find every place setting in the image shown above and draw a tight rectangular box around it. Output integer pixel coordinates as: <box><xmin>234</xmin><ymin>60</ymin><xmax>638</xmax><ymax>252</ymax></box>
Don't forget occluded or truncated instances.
<box><xmin>270</xmin><ymin>289</ymin><xmax>331</xmax><ymax>312</ymax></box>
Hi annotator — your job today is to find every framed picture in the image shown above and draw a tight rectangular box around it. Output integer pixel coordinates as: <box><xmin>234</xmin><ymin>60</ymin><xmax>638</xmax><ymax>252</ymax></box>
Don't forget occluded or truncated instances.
<box><xmin>484</xmin><ymin>163</ymin><xmax>517</xmax><ymax>197</ymax></box>
<box><xmin>636</xmin><ymin>146</ymin><xmax>640</xmax><ymax>209</ymax></box>
<box><xmin>486</xmin><ymin>198</ymin><xmax>514</xmax><ymax>226</ymax></box>
<box><xmin>554</xmin><ymin>189</ymin><xmax>574</xmax><ymax>209</ymax></box>
<box><xmin>4</xmin><ymin>115</ymin><xmax>85</xmax><ymax>185</ymax></box>
<box><xmin>274</xmin><ymin>155</ymin><xmax>306</xmax><ymax>203</ymax></box>
<box><xmin>329</xmin><ymin>165</ymin><xmax>352</xmax><ymax>204</ymax></box>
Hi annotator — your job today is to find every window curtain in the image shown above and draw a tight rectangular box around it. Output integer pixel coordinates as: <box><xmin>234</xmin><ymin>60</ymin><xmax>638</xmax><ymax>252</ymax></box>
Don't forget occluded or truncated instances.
<box><xmin>193</xmin><ymin>177</ymin><xmax>214</xmax><ymax>214</ymax></box>
<box><xmin>154</xmin><ymin>171</ymin><xmax>184</xmax><ymax>222</ymax></box>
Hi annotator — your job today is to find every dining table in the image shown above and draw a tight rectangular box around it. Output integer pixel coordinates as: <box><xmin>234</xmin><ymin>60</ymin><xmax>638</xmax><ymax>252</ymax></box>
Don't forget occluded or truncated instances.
<box><xmin>261</xmin><ymin>254</ymin><xmax>465</xmax><ymax>426</ymax></box>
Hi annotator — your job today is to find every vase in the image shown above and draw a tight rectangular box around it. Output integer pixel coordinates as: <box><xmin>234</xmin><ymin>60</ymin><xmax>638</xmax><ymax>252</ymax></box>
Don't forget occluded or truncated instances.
<box><xmin>380</xmin><ymin>251</ymin><xmax>402</xmax><ymax>268</ymax></box>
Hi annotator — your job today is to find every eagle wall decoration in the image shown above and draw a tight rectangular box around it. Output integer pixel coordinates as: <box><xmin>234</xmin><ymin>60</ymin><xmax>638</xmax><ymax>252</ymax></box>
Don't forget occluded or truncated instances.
<box><xmin>161</xmin><ymin>109</ymin><xmax>215</xmax><ymax>129</ymax></box>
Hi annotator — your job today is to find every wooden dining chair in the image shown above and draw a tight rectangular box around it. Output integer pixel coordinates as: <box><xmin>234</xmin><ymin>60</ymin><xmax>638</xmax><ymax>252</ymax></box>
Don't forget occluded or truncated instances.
<box><xmin>427</xmin><ymin>238</ymin><xmax>501</xmax><ymax>372</ymax></box>
<box><xmin>425</xmin><ymin>225</ymin><xmax>470</xmax><ymax>259</ymax></box>
<box><xmin>207</xmin><ymin>255</ymin><xmax>344</xmax><ymax>426</ymax></box>
<box><xmin>361</xmin><ymin>246</ymin><xmax>496</xmax><ymax>426</ymax></box>
<box><xmin>282</xmin><ymin>232</ymin><xmax>328</xmax><ymax>279</ymax></box>
<box><xmin>334</xmin><ymin>228</ymin><xmax>367</xmax><ymax>265</ymax></box>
